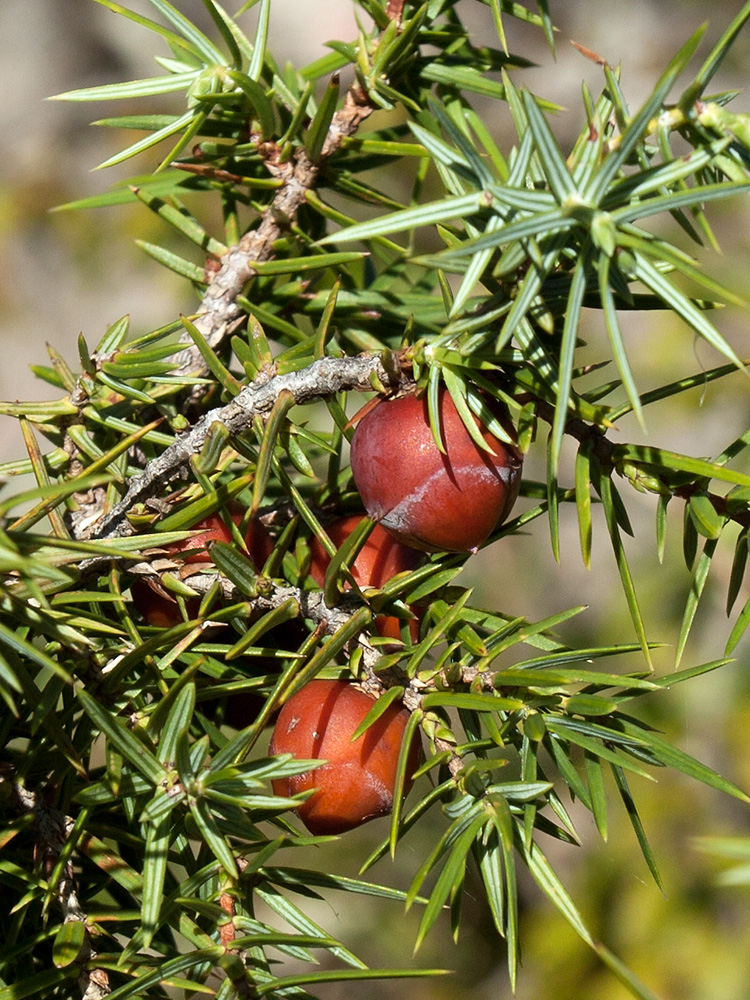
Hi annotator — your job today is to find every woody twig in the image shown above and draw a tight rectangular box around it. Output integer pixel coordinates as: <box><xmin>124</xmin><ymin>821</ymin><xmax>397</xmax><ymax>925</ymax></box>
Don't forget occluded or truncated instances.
<box><xmin>92</xmin><ymin>354</ymin><xmax>405</xmax><ymax>540</ymax></box>
<box><xmin>170</xmin><ymin>86</ymin><xmax>373</xmax><ymax>380</ymax></box>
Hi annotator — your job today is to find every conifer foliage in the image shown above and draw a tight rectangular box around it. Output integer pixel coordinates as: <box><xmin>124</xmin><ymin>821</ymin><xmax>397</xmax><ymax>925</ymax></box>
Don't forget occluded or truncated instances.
<box><xmin>4</xmin><ymin>2</ymin><xmax>750</xmax><ymax>997</ymax></box>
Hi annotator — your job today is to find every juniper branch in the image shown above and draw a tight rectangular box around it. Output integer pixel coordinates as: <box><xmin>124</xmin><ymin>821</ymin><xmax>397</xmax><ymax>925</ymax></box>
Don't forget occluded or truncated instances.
<box><xmin>9</xmin><ymin>784</ymin><xmax>110</xmax><ymax>998</ymax></box>
<box><xmin>182</xmin><ymin>569</ymin><xmax>372</xmax><ymax>637</ymax></box>
<box><xmin>171</xmin><ymin>87</ymin><xmax>374</xmax><ymax>377</ymax></box>
<box><xmin>91</xmin><ymin>354</ymin><xmax>405</xmax><ymax>540</ymax></box>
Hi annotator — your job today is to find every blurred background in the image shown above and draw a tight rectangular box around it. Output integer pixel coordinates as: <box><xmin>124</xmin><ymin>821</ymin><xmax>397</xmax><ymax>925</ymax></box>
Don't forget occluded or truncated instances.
<box><xmin>3</xmin><ymin>2</ymin><xmax>750</xmax><ymax>997</ymax></box>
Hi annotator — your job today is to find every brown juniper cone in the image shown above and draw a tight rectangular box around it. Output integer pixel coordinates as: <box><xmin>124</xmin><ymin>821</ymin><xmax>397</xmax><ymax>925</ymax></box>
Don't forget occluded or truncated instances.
<box><xmin>269</xmin><ymin>679</ymin><xmax>421</xmax><ymax>835</ymax></box>
<box><xmin>350</xmin><ymin>386</ymin><xmax>523</xmax><ymax>553</ymax></box>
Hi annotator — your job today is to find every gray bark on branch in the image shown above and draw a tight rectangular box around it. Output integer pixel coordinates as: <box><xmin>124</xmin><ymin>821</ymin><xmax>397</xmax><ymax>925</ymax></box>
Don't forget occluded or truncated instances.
<box><xmin>171</xmin><ymin>88</ymin><xmax>373</xmax><ymax>377</ymax></box>
<box><xmin>92</xmin><ymin>353</ymin><xmax>404</xmax><ymax>540</ymax></box>
<box><xmin>184</xmin><ymin>569</ymin><xmax>371</xmax><ymax>637</ymax></box>
<box><xmin>178</xmin><ymin>570</ymin><xmax>418</xmax><ymax>699</ymax></box>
